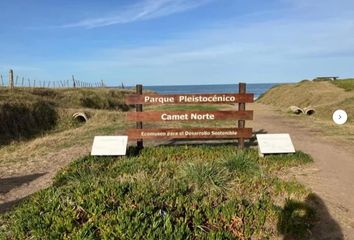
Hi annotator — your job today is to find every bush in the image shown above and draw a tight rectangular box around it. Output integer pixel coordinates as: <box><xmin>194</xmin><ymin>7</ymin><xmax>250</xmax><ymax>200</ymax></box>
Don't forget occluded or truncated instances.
<box><xmin>0</xmin><ymin>101</ymin><xmax>58</xmax><ymax>145</ymax></box>
<box><xmin>80</xmin><ymin>93</ymin><xmax>103</xmax><ymax>109</ymax></box>
<box><xmin>79</xmin><ymin>91</ymin><xmax>130</xmax><ymax>111</ymax></box>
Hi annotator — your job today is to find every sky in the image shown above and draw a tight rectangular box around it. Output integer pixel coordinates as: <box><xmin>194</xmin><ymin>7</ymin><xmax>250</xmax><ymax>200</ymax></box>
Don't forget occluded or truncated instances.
<box><xmin>0</xmin><ymin>0</ymin><xmax>354</xmax><ymax>86</ymax></box>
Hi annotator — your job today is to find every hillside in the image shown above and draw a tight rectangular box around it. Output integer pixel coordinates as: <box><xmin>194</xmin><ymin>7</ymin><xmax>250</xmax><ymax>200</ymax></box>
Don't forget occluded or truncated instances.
<box><xmin>258</xmin><ymin>80</ymin><xmax>353</xmax><ymax>119</ymax></box>
<box><xmin>257</xmin><ymin>79</ymin><xmax>354</xmax><ymax>139</ymax></box>
<box><xmin>0</xmin><ymin>87</ymin><xmax>133</xmax><ymax>145</ymax></box>
<box><xmin>0</xmin><ymin>87</ymin><xmax>132</xmax><ymax>110</ymax></box>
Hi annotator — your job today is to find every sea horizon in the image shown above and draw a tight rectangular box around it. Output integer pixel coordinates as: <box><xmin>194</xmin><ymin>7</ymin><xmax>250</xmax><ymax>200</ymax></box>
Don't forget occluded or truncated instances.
<box><xmin>114</xmin><ymin>83</ymin><xmax>282</xmax><ymax>98</ymax></box>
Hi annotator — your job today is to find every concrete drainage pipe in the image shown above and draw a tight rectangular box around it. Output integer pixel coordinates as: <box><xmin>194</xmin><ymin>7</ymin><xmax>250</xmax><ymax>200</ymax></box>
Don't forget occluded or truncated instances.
<box><xmin>304</xmin><ymin>107</ymin><xmax>316</xmax><ymax>115</ymax></box>
<box><xmin>289</xmin><ymin>106</ymin><xmax>304</xmax><ymax>114</ymax></box>
<box><xmin>72</xmin><ymin>112</ymin><xmax>88</xmax><ymax>122</ymax></box>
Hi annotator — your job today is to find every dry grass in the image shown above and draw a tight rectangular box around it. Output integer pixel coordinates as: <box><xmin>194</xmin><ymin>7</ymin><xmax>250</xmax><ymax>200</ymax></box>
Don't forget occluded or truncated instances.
<box><xmin>258</xmin><ymin>81</ymin><xmax>352</xmax><ymax>109</ymax></box>
<box><xmin>257</xmin><ymin>80</ymin><xmax>354</xmax><ymax>141</ymax></box>
<box><xmin>0</xmin><ymin>87</ymin><xmax>134</xmax><ymax>110</ymax></box>
<box><xmin>0</xmin><ymin>109</ymin><xmax>127</xmax><ymax>177</ymax></box>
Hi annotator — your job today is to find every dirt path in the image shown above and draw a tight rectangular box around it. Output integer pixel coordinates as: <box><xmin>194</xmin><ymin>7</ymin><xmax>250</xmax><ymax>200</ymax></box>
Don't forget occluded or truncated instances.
<box><xmin>0</xmin><ymin>145</ymin><xmax>90</xmax><ymax>212</ymax></box>
<box><xmin>249</xmin><ymin>103</ymin><xmax>354</xmax><ymax>239</ymax></box>
<box><xmin>0</xmin><ymin>110</ymin><xmax>126</xmax><ymax>213</ymax></box>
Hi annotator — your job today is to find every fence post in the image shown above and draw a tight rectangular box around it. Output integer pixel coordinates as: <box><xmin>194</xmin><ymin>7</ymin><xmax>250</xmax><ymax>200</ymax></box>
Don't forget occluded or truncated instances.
<box><xmin>238</xmin><ymin>82</ymin><xmax>246</xmax><ymax>149</ymax></box>
<box><xmin>136</xmin><ymin>84</ymin><xmax>144</xmax><ymax>150</ymax></box>
<box><xmin>1</xmin><ymin>75</ymin><xmax>3</xmax><ymax>87</ymax></box>
<box><xmin>72</xmin><ymin>75</ymin><xmax>76</xmax><ymax>88</ymax></box>
<box><xmin>9</xmin><ymin>69</ymin><xmax>14</xmax><ymax>89</ymax></box>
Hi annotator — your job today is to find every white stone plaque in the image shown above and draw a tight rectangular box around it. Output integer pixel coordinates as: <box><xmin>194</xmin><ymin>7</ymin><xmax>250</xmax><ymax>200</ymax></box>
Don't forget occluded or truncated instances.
<box><xmin>256</xmin><ymin>134</ymin><xmax>295</xmax><ymax>157</ymax></box>
<box><xmin>91</xmin><ymin>136</ymin><xmax>128</xmax><ymax>156</ymax></box>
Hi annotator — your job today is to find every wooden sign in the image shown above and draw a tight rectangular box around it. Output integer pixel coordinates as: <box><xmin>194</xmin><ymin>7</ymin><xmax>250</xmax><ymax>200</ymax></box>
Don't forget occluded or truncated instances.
<box><xmin>125</xmin><ymin>93</ymin><xmax>254</xmax><ymax>105</ymax></box>
<box><xmin>128</xmin><ymin>128</ymin><xmax>252</xmax><ymax>140</ymax></box>
<box><xmin>256</xmin><ymin>134</ymin><xmax>295</xmax><ymax>157</ymax></box>
<box><xmin>127</xmin><ymin>110</ymin><xmax>253</xmax><ymax>122</ymax></box>
<box><xmin>125</xmin><ymin>83</ymin><xmax>254</xmax><ymax>149</ymax></box>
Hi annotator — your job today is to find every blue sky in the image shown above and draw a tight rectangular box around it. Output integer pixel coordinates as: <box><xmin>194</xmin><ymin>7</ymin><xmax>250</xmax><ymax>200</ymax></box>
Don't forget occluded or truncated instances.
<box><xmin>1</xmin><ymin>0</ymin><xmax>354</xmax><ymax>86</ymax></box>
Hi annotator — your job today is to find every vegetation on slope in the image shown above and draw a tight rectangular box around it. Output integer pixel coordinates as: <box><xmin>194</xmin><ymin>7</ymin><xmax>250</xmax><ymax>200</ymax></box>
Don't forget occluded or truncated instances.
<box><xmin>257</xmin><ymin>80</ymin><xmax>354</xmax><ymax>124</ymax></box>
<box><xmin>0</xmin><ymin>87</ymin><xmax>133</xmax><ymax>145</ymax></box>
<box><xmin>331</xmin><ymin>78</ymin><xmax>354</xmax><ymax>91</ymax></box>
<box><xmin>0</xmin><ymin>87</ymin><xmax>132</xmax><ymax>110</ymax></box>
<box><xmin>0</xmin><ymin>101</ymin><xmax>58</xmax><ymax>145</ymax></box>
<box><xmin>0</xmin><ymin>146</ymin><xmax>314</xmax><ymax>239</ymax></box>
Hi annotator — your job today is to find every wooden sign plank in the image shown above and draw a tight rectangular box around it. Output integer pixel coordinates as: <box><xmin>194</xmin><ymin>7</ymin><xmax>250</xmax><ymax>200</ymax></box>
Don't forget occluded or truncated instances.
<box><xmin>127</xmin><ymin>110</ymin><xmax>253</xmax><ymax>122</ymax></box>
<box><xmin>127</xmin><ymin>128</ymin><xmax>253</xmax><ymax>140</ymax></box>
<box><xmin>125</xmin><ymin>93</ymin><xmax>254</xmax><ymax>105</ymax></box>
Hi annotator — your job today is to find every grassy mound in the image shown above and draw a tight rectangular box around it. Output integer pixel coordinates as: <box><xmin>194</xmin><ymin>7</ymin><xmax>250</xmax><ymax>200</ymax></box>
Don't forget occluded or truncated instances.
<box><xmin>0</xmin><ymin>146</ymin><xmax>314</xmax><ymax>239</ymax></box>
<box><xmin>331</xmin><ymin>78</ymin><xmax>354</xmax><ymax>91</ymax></box>
<box><xmin>257</xmin><ymin>79</ymin><xmax>354</xmax><ymax>123</ymax></box>
<box><xmin>0</xmin><ymin>88</ymin><xmax>132</xmax><ymax>110</ymax></box>
<box><xmin>0</xmin><ymin>88</ymin><xmax>133</xmax><ymax>145</ymax></box>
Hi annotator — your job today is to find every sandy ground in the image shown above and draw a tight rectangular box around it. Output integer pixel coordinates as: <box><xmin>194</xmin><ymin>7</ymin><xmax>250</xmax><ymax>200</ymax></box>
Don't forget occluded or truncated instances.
<box><xmin>1</xmin><ymin>102</ymin><xmax>353</xmax><ymax>239</ymax></box>
<box><xmin>249</xmin><ymin>103</ymin><xmax>354</xmax><ymax>240</ymax></box>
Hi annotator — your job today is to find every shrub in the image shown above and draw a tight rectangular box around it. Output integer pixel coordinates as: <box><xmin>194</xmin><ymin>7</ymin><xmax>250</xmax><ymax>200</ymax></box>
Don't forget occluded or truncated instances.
<box><xmin>0</xmin><ymin>101</ymin><xmax>58</xmax><ymax>145</ymax></box>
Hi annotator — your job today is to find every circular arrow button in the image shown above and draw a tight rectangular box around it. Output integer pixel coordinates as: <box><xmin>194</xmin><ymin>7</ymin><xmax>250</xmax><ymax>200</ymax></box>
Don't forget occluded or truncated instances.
<box><xmin>333</xmin><ymin>109</ymin><xmax>348</xmax><ymax>125</ymax></box>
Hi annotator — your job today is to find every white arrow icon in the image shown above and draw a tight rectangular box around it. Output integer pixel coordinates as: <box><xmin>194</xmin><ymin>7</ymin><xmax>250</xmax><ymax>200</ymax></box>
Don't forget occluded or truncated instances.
<box><xmin>333</xmin><ymin>110</ymin><xmax>347</xmax><ymax>125</ymax></box>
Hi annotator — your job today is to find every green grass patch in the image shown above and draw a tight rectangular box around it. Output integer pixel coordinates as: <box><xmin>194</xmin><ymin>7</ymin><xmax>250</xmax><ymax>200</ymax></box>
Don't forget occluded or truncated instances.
<box><xmin>260</xmin><ymin>151</ymin><xmax>313</xmax><ymax>172</ymax></box>
<box><xmin>0</xmin><ymin>146</ymin><xmax>314</xmax><ymax>239</ymax></box>
<box><xmin>331</xmin><ymin>79</ymin><xmax>354</xmax><ymax>91</ymax></box>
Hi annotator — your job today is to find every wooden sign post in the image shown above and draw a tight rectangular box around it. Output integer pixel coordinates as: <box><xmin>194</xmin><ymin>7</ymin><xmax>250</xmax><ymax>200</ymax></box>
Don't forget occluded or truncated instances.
<box><xmin>238</xmin><ymin>83</ymin><xmax>246</xmax><ymax>148</ymax></box>
<box><xmin>9</xmin><ymin>69</ymin><xmax>14</xmax><ymax>90</ymax></box>
<box><xmin>136</xmin><ymin>84</ymin><xmax>143</xmax><ymax>150</ymax></box>
<box><xmin>125</xmin><ymin>83</ymin><xmax>254</xmax><ymax>149</ymax></box>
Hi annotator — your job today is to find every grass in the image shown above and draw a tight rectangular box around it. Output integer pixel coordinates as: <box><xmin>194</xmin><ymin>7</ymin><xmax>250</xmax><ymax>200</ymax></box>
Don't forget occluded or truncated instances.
<box><xmin>0</xmin><ymin>87</ymin><xmax>133</xmax><ymax>146</ymax></box>
<box><xmin>257</xmin><ymin>79</ymin><xmax>354</xmax><ymax>140</ymax></box>
<box><xmin>331</xmin><ymin>79</ymin><xmax>354</xmax><ymax>91</ymax></box>
<box><xmin>0</xmin><ymin>108</ymin><xmax>128</xmax><ymax>176</ymax></box>
<box><xmin>0</xmin><ymin>87</ymin><xmax>133</xmax><ymax>110</ymax></box>
<box><xmin>0</xmin><ymin>146</ymin><xmax>314</xmax><ymax>239</ymax></box>
<box><xmin>0</xmin><ymin>101</ymin><xmax>58</xmax><ymax>145</ymax></box>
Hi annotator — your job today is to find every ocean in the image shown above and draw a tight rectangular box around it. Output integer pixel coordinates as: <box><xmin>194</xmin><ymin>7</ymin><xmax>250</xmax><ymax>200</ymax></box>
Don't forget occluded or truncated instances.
<box><xmin>141</xmin><ymin>83</ymin><xmax>278</xmax><ymax>99</ymax></box>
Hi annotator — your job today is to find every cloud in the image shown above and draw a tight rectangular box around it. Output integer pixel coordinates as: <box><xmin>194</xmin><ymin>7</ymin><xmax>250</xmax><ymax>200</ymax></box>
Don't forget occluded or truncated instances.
<box><xmin>61</xmin><ymin>0</ymin><xmax>212</xmax><ymax>28</ymax></box>
<box><xmin>74</xmin><ymin>14</ymin><xmax>354</xmax><ymax>67</ymax></box>
<box><xmin>23</xmin><ymin>1</ymin><xmax>354</xmax><ymax>84</ymax></box>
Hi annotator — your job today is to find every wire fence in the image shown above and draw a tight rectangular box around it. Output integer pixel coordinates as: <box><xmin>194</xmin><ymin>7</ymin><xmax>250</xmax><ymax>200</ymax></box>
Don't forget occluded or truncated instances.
<box><xmin>0</xmin><ymin>70</ymin><xmax>106</xmax><ymax>89</ymax></box>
